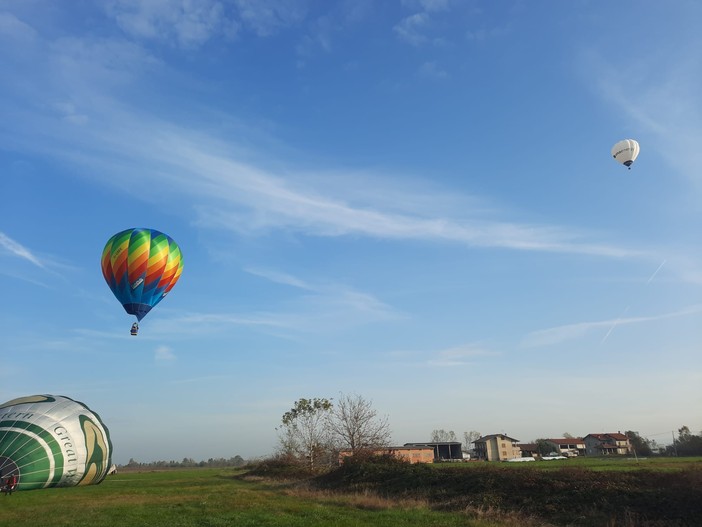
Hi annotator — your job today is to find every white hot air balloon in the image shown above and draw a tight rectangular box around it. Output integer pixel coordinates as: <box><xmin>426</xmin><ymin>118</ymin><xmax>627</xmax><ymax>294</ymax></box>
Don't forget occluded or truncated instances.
<box><xmin>611</xmin><ymin>139</ymin><xmax>640</xmax><ymax>169</ymax></box>
<box><xmin>0</xmin><ymin>395</ymin><xmax>112</xmax><ymax>491</ymax></box>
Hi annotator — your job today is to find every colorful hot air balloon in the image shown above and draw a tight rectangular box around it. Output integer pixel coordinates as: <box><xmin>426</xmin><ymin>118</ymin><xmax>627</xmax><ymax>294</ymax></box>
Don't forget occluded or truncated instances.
<box><xmin>0</xmin><ymin>395</ymin><xmax>112</xmax><ymax>491</ymax></box>
<box><xmin>611</xmin><ymin>139</ymin><xmax>640</xmax><ymax>169</ymax></box>
<box><xmin>101</xmin><ymin>228</ymin><xmax>183</xmax><ymax>334</ymax></box>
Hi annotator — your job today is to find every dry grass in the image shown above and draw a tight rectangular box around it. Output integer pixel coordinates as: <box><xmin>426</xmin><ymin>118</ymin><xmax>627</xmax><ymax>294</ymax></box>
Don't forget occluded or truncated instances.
<box><xmin>282</xmin><ymin>484</ymin><xmax>430</xmax><ymax>512</ymax></box>
<box><xmin>463</xmin><ymin>505</ymin><xmax>556</xmax><ymax>527</ymax></box>
<box><xmin>261</xmin><ymin>477</ymin><xmax>552</xmax><ymax>526</ymax></box>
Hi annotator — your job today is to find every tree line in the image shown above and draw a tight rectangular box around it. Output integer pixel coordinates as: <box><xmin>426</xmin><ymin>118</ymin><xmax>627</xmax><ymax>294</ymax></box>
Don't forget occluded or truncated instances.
<box><xmin>666</xmin><ymin>426</ymin><xmax>702</xmax><ymax>456</ymax></box>
<box><xmin>121</xmin><ymin>456</ymin><xmax>247</xmax><ymax>469</ymax></box>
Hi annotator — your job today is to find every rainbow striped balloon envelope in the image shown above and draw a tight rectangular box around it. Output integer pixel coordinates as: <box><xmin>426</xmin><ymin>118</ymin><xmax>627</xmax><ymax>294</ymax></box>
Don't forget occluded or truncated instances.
<box><xmin>101</xmin><ymin>228</ymin><xmax>183</xmax><ymax>324</ymax></box>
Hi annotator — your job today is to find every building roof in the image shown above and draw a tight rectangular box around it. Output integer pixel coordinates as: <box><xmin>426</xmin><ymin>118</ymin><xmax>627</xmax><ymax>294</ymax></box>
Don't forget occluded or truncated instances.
<box><xmin>404</xmin><ymin>442</ymin><xmax>462</xmax><ymax>447</ymax></box>
<box><xmin>339</xmin><ymin>445</ymin><xmax>434</xmax><ymax>453</ymax></box>
<box><xmin>585</xmin><ymin>433</ymin><xmax>629</xmax><ymax>441</ymax></box>
<box><xmin>475</xmin><ymin>434</ymin><xmax>520</xmax><ymax>443</ymax></box>
<box><xmin>518</xmin><ymin>443</ymin><xmax>538</xmax><ymax>451</ymax></box>
<box><xmin>548</xmin><ymin>438</ymin><xmax>585</xmax><ymax>445</ymax></box>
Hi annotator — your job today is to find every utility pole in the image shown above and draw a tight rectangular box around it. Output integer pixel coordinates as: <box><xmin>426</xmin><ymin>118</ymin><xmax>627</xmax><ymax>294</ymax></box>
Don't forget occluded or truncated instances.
<box><xmin>671</xmin><ymin>431</ymin><xmax>678</xmax><ymax>456</ymax></box>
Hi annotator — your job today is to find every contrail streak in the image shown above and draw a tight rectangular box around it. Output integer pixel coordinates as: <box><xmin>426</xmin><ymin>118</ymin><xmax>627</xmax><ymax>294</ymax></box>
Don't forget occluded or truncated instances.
<box><xmin>601</xmin><ymin>306</ymin><xmax>630</xmax><ymax>344</ymax></box>
<box><xmin>646</xmin><ymin>259</ymin><xmax>666</xmax><ymax>284</ymax></box>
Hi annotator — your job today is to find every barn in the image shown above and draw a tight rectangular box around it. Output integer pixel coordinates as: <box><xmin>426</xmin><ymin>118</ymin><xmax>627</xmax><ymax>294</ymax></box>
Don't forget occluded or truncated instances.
<box><xmin>403</xmin><ymin>441</ymin><xmax>463</xmax><ymax>461</ymax></box>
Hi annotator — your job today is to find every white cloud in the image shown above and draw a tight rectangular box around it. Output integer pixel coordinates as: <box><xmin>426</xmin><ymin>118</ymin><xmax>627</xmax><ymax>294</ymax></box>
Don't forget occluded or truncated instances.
<box><xmin>233</xmin><ymin>0</ymin><xmax>308</xmax><ymax>37</ymax></box>
<box><xmin>418</xmin><ymin>60</ymin><xmax>448</xmax><ymax>79</ymax></box>
<box><xmin>584</xmin><ymin>34</ymin><xmax>702</xmax><ymax>196</ymax></box>
<box><xmin>428</xmin><ymin>343</ymin><xmax>498</xmax><ymax>366</ymax></box>
<box><xmin>3</xmin><ymin>97</ymin><xmax>648</xmax><ymax>259</ymax></box>
<box><xmin>147</xmin><ymin>282</ymin><xmax>401</xmax><ymax>338</ymax></box>
<box><xmin>155</xmin><ymin>345</ymin><xmax>176</xmax><ymax>361</ymax></box>
<box><xmin>0</xmin><ymin>232</ymin><xmax>46</xmax><ymax>268</ymax></box>
<box><xmin>393</xmin><ymin>13</ymin><xmax>429</xmax><ymax>46</ymax></box>
<box><xmin>245</xmin><ymin>268</ymin><xmax>314</xmax><ymax>290</ymax></box>
<box><xmin>401</xmin><ymin>0</ymin><xmax>451</xmax><ymax>13</ymax></box>
<box><xmin>0</xmin><ymin>12</ymin><xmax>657</xmax><ymax>263</ymax></box>
<box><xmin>106</xmin><ymin>0</ymin><xmax>311</xmax><ymax>46</ymax></box>
<box><xmin>522</xmin><ymin>304</ymin><xmax>702</xmax><ymax>348</ymax></box>
<box><xmin>0</xmin><ymin>11</ymin><xmax>37</xmax><ymax>41</ymax></box>
<box><xmin>107</xmin><ymin>0</ymin><xmax>240</xmax><ymax>46</ymax></box>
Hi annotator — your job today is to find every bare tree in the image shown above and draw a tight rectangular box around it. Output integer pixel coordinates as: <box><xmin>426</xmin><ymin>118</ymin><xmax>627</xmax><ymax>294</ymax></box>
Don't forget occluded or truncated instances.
<box><xmin>278</xmin><ymin>397</ymin><xmax>333</xmax><ymax>470</ymax></box>
<box><xmin>463</xmin><ymin>430</ymin><xmax>481</xmax><ymax>451</ymax></box>
<box><xmin>328</xmin><ymin>393</ymin><xmax>391</xmax><ymax>454</ymax></box>
<box><xmin>430</xmin><ymin>429</ymin><xmax>457</xmax><ymax>442</ymax></box>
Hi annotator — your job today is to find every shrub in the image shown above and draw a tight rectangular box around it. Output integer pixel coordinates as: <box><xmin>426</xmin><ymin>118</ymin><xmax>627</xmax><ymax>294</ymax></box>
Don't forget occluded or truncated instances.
<box><xmin>312</xmin><ymin>461</ymin><xmax>702</xmax><ymax>526</ymax></box>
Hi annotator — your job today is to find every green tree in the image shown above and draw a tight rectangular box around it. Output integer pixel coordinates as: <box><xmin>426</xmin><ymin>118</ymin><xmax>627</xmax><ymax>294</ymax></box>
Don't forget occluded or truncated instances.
<box><xmin>625</xmin><ymin>430</ymin><xmax>653</xmax><ymax>457</ymax></box>
<box><xmin>676</xmin><ymin>425</ymin><xmax>702</xmax><ymax>456</ymax></box>
<box><xmin>278</xmin><ymin>397</ymin><xmax>333</xmax><ymax>470</ymax></box>
<box><xmin>535</xmin><ymin>439</ymin><xmax>560</xmax><ymax>457</ymax></box>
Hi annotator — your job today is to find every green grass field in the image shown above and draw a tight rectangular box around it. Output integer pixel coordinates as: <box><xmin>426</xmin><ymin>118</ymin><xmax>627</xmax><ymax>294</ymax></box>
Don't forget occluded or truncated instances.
<box><xmin>0</xmin><ymin>468</ymin><xmax>501</xmax><ymax>527</ymax></box>
<box><xmin>2</xmin><ymin>458</ymin><xmax>701</xmax><ymax>526</ymax></box>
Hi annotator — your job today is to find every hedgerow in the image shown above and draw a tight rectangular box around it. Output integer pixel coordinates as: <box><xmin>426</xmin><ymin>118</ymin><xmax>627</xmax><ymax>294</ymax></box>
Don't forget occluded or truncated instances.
<box><xmin>313</xmin><ymin>458</ymin><xmax>702</xmax><ymax>526</ymax></box>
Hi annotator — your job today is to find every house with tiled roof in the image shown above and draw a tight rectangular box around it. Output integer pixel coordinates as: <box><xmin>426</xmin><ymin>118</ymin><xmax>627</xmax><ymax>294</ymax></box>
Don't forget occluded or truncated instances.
<box><xmin>518</xmin><ymin>443</ymin><xmax>539</xmax><ymax>458</ymax></box>
<box><xmin>548</xmin><ymin>438</ymin><xmax>586</xmax><ymax>457</ymax></box>
<box><xmin>583</xmin><ymin>432</ymin><xmax>632</xmax><ymax>456</ymax></box>
<box><xmin>474</xmin><ymin>434</ymin><xmax>521</xmax><ymax>461</ymax></box>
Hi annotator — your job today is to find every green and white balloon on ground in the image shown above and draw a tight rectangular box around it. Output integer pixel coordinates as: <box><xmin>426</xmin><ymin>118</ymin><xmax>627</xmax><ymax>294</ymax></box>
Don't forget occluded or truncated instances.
<box><xmin>0</xmin><ymin>395</ymin><xmax>112</xmax><ymax>491</ymax></box>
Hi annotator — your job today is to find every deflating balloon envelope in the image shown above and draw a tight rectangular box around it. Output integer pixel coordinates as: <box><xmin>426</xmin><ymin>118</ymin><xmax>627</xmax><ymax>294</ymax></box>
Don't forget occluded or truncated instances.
<box><xmin>0</xmin><ymin>395</ymin><xmax>112</xmax><ymax>491</ymax></box>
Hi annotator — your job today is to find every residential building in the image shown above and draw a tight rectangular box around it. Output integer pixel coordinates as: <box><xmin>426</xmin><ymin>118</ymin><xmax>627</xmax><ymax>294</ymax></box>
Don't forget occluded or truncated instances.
<box><xmin>548</xmin><ymin>438</ymin><xmax>586</xmax><ymax>457</ymax></box>
<box><xmin>583</xmin><ymin>433</ymin><xmax>632</xmax><ymax>456</ymax></box>
<box><xmin>338</xmin><ymin>446</ymin><xmax>435</xmax><ymax>464</ymax></box>
<box><xmin>518</xmin><ymin>443</ymin><xmax>539</xmax><ymax>458</ymax></box>
<box><xmin>474</xmin><ymin>434</ymin><xmax>521</xmax><ymax>461</ymax></box>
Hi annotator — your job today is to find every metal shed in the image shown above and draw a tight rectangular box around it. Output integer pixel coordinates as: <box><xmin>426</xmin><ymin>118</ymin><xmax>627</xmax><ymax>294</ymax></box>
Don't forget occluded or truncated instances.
<box><xmin>403</xmin><ymin>441</ymin><xmax>463</xmax><ymax>461</ymax></box>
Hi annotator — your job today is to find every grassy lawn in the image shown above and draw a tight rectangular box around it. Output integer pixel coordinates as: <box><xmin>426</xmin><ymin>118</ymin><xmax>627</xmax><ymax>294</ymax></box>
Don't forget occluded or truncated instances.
<box><xmin>0</xmin><ymin>468</ymin><xmax>505</xmax><ymax>527</ymax></box>
<box><xmin>3</xmin><ymin>459</ymin><xmax>699</xmax><ymax>526</ymax></box>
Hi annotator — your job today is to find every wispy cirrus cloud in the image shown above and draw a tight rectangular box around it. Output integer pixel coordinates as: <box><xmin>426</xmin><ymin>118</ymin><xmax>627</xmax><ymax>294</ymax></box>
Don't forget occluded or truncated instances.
<box><xmin>147</xmin><ymin>284</ymin><xmax>400</xmax><ymax>337</ymax></box>
<box><xmin>522</xmin><ymin>304</ymin><xmax>702</xmax><ymax>348</ymax></box>
<box><xmin>0</xmin><ymin>232</ymin><xmax>46</xmax><ymax>268</ymax></box>
<box><xmin>106</xmin><ymin>0</ymin><xmax>239</xmax><ymax>46</ymax></box>
<box><xmin>418</xmin><ymin>60</ymin><xmax>449</xmax><ymax>79</ymax></box>
<box><xmin>6</xmin><ymin>84</ymin><xmax>646</xmax><ymax>259</ymax></box>
<box><xmin>105</xmin><ymin>0</ymin><xmax>309</xmax><ymax>46</ymax></box>
<box><xmin>428</xmin><ymin>343</ymin><xmax>498</xmax><ymax>367</ymax></box>
<box><xmin>155</xmin><ymin>345</ymin><xmax>176</xmax><ymax>361</ymax></box>
<box><xmin>0</xmin><ymin>11</ymin><xmax>647</xmax><ymax>261</ymax></box>
<box><xmin>394</xmin><ymin>13</ymin><xmax>431</xmax><ymax>46</ymax></box>
<box><xmin>401</xmin><ymin>0</ymin><xmax>451</xmax><ymax>11</ymax></box>
<box><xmin>245</xmin><ymin>267</ymin><xmax>403</xmax><ymax>327</ymax></box>
<box><xmin>584</xmin><ymin>22</ymin><xmax>702</xmax><ymax>193</ymax></box>
<box><xmin>244</xmin><ymin>267</ymin><xmax>314</xmax><ymax>290</ymax></box>
<box><xmin>233</xmin><ymin>0</ymin><xmax>308</xmax><ymax>37</ymax></box>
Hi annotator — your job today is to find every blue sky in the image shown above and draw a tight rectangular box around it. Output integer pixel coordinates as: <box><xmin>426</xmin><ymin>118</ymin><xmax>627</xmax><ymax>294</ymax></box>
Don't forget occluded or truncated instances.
<box><xmin>1</xmin><ymin>0</ymin><xmax>700</xmax><ymax>464</ymax></box>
